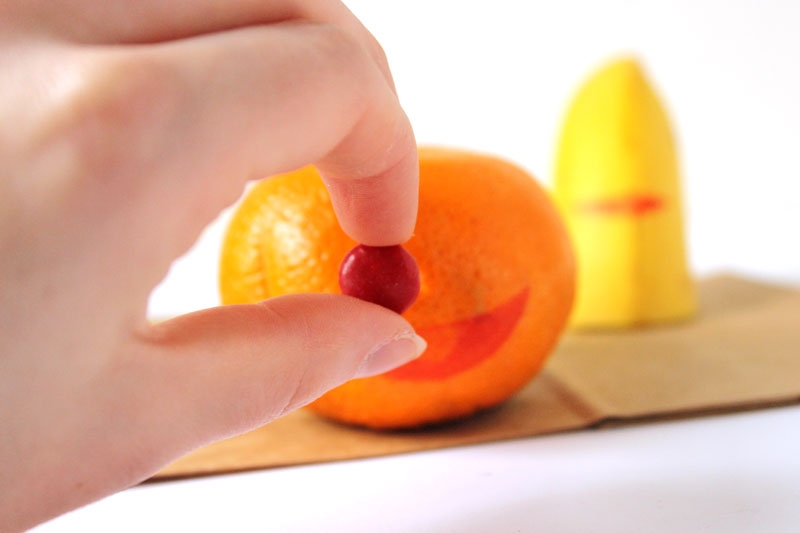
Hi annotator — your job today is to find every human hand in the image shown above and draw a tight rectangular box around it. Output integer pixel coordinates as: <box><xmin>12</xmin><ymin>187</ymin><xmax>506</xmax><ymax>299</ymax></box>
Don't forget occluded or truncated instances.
<box><xmin>0</xmin><ymin>1</ymin><xmax>424</xmax><ymax>530</ymax></box>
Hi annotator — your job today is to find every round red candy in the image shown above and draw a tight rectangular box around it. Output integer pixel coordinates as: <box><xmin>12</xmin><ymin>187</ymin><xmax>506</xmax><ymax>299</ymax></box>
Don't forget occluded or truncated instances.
<box><xmin>338</xmin><ymin>244</ymin><xmax>420</xmax><ymax>314</ymax></box>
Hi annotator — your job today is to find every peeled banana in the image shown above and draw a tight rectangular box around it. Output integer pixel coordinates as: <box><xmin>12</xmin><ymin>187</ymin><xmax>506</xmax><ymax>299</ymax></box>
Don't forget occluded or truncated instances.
<box><xmin>554</xmin><ymin>58</ymin><xmax>696</xmax><ymax>328</ymax></box>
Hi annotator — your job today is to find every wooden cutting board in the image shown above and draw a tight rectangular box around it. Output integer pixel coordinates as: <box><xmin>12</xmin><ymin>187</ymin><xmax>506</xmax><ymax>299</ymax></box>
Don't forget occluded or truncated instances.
<box><xmin>153</xmin><ymin>275</ymin><xmax>800</xmax><ymax>480</ymax></box>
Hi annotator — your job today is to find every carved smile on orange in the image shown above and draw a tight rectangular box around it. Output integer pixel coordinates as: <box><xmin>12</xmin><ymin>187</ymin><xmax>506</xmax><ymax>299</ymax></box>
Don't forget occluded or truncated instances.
<box><xmin>386</xmin><ymin>287</ymin><xmax>530</xmax><ymax>381</ymax></box>
<box><xmin>580</xmin><ymin>195</ymin><xmax>663</xmax><ymax>215</ymax></box>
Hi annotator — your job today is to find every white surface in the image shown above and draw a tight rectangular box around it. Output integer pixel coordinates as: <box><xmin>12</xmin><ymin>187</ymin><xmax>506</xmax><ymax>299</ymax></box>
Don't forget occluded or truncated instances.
<box><xmin>37</xmin><ymin>406</ymin><xmax>800</xmax><ymax>533</ymax></box>
<box><xmin>148</xmin><ymin>0</ymin><xmax>800</xmax><ymax>317</ymax></box>
<box><xmin>70</xmin><ymin>1</ymin><xmax>799</xmax><ymax>532</ymax></box>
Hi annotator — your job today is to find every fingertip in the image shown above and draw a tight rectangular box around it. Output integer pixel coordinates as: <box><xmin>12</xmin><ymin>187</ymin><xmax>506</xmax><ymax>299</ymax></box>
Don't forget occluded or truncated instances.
<box><xmin>354</xmin><ymin>332</ymin><xmax>426</xmax><ymax>378</ymax></box>
<box><xmin>323</xmin><ymin>146</ymin><xmax>419</xmax><ymax>245</ymax></box>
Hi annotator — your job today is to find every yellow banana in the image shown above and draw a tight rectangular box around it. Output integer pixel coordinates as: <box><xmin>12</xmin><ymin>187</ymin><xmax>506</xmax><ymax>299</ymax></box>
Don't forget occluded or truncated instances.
<box><xmin>554</xmin><ymin>58</ymin><xmax>696</xmax><ymax>328</ymax></box>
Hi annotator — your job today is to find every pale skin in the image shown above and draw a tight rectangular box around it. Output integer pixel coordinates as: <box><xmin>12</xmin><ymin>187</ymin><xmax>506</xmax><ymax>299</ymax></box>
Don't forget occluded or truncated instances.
<box><xmin>0</xmin><ymin>1</ymin><xmax>426</xmax><ymax>530</ymax></box>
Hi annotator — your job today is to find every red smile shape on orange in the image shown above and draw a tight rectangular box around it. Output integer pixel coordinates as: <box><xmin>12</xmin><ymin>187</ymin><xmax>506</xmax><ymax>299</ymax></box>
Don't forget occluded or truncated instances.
<box><xmin>386</xmin><ymin>286</ymin><xmax>530</xmax><ymax>381</ymax></box>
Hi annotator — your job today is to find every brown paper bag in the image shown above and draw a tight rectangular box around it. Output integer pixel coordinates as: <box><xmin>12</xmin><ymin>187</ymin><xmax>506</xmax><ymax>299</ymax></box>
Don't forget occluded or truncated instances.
<box><xmin>154</xmin><ymin>275</ymin><xmax>800</xmax><ymax>480</ymax></box>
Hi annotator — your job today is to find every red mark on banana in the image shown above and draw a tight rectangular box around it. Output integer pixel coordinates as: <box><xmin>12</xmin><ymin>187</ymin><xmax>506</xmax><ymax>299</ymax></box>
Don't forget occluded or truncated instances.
<box><xmin>580</xmin><ymin>195</ymin><xmax>663</xmax><ymax>215</ymax></box>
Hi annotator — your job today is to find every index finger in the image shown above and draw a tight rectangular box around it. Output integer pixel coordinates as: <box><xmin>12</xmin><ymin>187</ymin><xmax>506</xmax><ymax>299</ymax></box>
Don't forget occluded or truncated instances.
<box><xmin>22</xmin><ymin>0</ymin><xmax>418</xmax><ymax>246</ymax></box>
<box><xmin>63</xmin><ymin>23</ymin><xmax>418</xmax><ymax>260</ymax></box>
<box><xmin>316</xmin><ymin>87</ymin><xmax>419</xmax><ymax>245</ymax></box>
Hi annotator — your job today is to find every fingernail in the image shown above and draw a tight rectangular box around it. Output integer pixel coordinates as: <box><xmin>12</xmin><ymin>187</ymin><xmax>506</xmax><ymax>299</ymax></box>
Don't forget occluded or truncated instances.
<box><xmin>355</xmin><ymin>332</ymin><xmax>427</xmax><ymax>378</ymax></box>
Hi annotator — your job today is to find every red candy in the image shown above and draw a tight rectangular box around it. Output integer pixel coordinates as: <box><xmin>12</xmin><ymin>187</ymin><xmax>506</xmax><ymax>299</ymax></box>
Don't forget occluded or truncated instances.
<box><xmin>338</xmin><ymin>244</ymin><xmax>420</xmax><ymax>314</ymax></box>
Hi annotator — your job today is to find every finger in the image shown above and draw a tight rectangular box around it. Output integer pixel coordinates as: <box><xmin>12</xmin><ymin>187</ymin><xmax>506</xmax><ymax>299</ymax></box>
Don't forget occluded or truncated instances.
<box><xmin>18</xmin><ymin>0</ymin><xmax>397</xmax><ymax>91</ymax></box>
<box><xmin>121</xmin><ymin>294</ymin><xmax>425</xmax><ymax>469</ymax></box>
<box><xmin>10</xmin><ymin>294</ymin><xmax>425</xmax><ymax>527</ymax></box>
<box><xmin>85</xmin><ymin>22</ymin><xmax>417</xmax><ymax>263</ymax></box>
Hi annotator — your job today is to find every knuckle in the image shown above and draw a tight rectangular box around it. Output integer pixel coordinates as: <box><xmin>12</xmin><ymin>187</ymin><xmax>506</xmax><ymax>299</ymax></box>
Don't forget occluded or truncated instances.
<box><xmin>301</xmin><ymin>23</ymin><xmax>385</xmax><ymax>125</ymax></box>
<box><xmin>309</xmin><ymin>24</ymin><xmax>374</xmax><ymax>86</ymax></box>
<box><xmin>41</xmin><ymin>50</ymin><xmax>183</xmax><ymax>180</ymax></box>
<box><xmin>367</xmin><ymin>33</ymin><xmax>391</xmax><ymax>70</ymax></box>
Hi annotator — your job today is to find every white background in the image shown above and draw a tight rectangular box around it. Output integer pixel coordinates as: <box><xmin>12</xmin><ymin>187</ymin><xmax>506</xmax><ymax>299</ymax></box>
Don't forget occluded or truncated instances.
<box><xmin>35</xmin><ymin>407</ymin><xmax>800</xmax><ymax>533</ymax></box>
<box><xmin>41</xmin><ymin>2</ymin><xmax>800</xmax><ymax>532</ymax></box>
<box><xmin>148</xmin><ymin>0</ymin><xmax>800</xmax><ymax>318</ymax></box>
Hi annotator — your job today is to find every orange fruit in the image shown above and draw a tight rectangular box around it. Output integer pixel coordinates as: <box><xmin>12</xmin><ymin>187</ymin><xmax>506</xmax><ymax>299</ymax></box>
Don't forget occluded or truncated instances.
<box><xmin>220</xmin><ymin>147</ymin><xmax>575</xmax><ymax>428</ymax></box>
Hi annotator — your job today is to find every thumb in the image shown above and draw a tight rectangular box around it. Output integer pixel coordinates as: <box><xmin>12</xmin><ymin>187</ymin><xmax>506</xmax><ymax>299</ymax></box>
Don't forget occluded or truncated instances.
<box><xmin>120</xmin><ymin>294</ymin><xmax>425</xmax><ymax>471</ymax></box>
